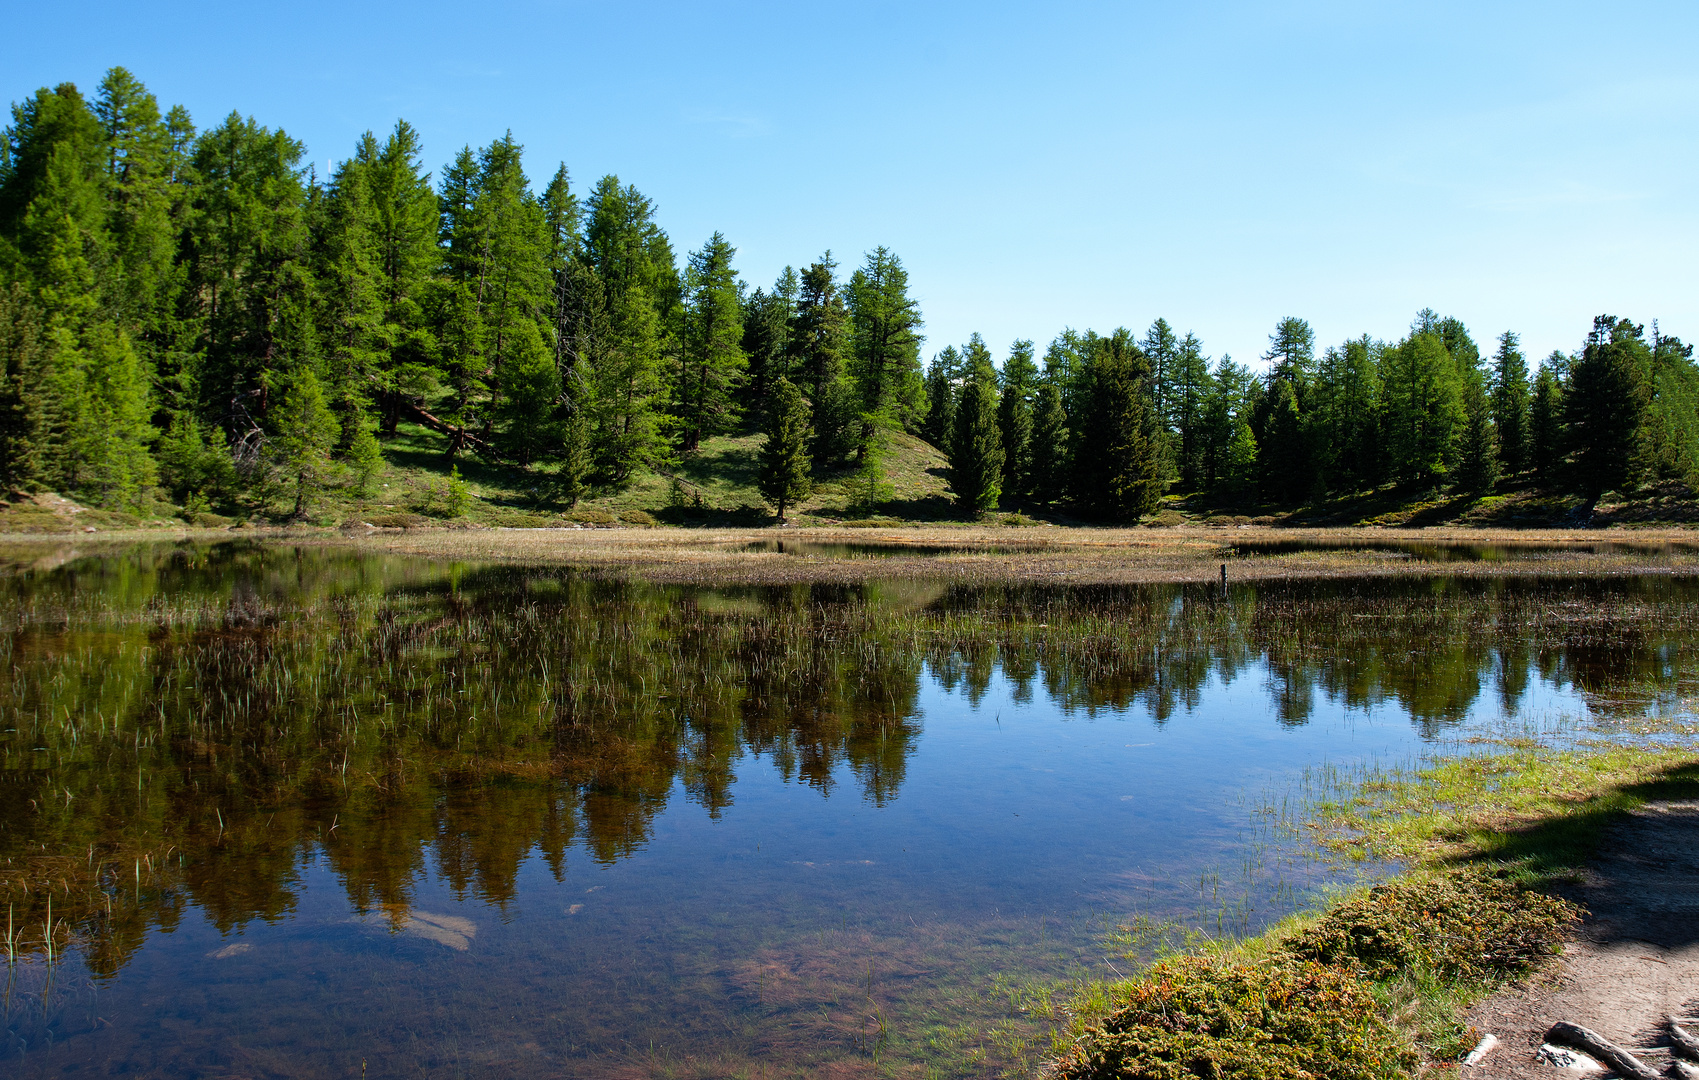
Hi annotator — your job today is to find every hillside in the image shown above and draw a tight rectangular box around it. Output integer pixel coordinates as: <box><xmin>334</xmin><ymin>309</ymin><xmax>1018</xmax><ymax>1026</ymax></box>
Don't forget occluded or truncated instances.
<box><xmin>0</xmin><ymin>425</ymin><xmax>958</xmax><ymax>533</ymax></box>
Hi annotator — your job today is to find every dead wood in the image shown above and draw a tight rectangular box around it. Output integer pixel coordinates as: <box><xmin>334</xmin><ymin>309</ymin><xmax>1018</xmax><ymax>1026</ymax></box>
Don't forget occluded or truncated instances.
<box><xmin>1545</xmin><ymin>1021</ymin><xmax>1661</xmax><ymax>1080</ymax></box>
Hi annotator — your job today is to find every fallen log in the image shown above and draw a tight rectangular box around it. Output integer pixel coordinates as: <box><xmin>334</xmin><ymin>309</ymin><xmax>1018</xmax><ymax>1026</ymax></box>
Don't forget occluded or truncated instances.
<box><xmin>1544</xmin><ymin>1022</ymin><xmax>1660</xmax><ymax>1080</ymax></box>
<box><xmin>1671</xmin><ymin>1018</ymin><xmax>1699</xmax><ymax>1061</ymax></box>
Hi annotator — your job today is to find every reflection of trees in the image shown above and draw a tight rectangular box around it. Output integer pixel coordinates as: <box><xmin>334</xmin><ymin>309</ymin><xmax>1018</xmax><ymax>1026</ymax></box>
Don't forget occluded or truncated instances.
<box><xmin>1</xmin><ymin>545</ymin><xmax>1697</xmax><ymax>977</ymax></box>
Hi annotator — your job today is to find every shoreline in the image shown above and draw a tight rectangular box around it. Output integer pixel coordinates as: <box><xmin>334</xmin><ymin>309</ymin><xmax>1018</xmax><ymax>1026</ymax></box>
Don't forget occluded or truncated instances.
<box><xmin>2</xmin><ymin>524</ymin><xmax>1699</xmax><ymax>586</ymax></box>
<box><xmin>1049</xmin><ymin>743</ymin><xmax>1699</xmax><ymax>1078</ymax></box>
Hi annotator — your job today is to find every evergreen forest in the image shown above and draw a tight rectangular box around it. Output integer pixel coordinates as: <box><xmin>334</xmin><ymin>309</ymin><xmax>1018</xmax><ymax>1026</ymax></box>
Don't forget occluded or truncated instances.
<box><xmin>4</xmin><ymin>69</ymin><xmax>1697</xmax><ymax>527</ymax></box>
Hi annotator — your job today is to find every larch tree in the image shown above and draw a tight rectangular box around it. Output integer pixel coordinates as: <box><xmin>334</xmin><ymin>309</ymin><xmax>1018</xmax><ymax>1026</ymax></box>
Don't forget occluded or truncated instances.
<box><xmin>676</xmin><ymin>231</ymin><xmax>744</xmax><ymax>453</ymax></box>
<box><xmin>1565</xmin><ymin>315</ymin><xmax>1651</xmax><ymax>502</ymax></box>
<box><xmin>1530</xmin><ymin>358</ymin><xmax>1566</xmax><ymax>486</ymax></box>
<box><xmin>947</xmin><ymin>358</ymin><xmax>1002</xmax><ymax>515</ymax></box>
<box><xmin>1490</xmin><ymin>331</ymin><xmax>1530</xmax><ymax>475</ymax></box>
<box><xmin>997</xmin><ymin>338</ymin><xmax>1037</xmax><ymax>499</ymax></box>
<box><xmin>757</xmin><ymin>375</ymin><xmax>811</xmax><ymax>521</ymax></box>
<box><xmin>787</xmin><ymin>254</ymin><xmax>854</xmax><ymax>467</ymax></box>
<box><xmin>1028</xmin><ymin>380</ymin><xmax>1067</xmax><ymax>505</ymax></box>
<box><xmin>847</xmin><ymin>246</ymin><xmax>923</xmax><ymax>435</ymax></box>
<box><xmin>1071</xmin><ymin>329</ymin><xmax>1163</xmax><ymax>521</ymax></box>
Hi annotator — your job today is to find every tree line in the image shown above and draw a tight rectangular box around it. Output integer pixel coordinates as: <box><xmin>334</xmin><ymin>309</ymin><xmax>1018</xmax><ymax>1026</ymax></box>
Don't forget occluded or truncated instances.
<box><xmin>2</xmin><ymin>69</ymin><xmax>1694</xmax><ymax>523</ymax></box>
<box><xmin>925</xmin><ymin>309</ymin><xmax>1699</xmax><ymax>521</ymax></box>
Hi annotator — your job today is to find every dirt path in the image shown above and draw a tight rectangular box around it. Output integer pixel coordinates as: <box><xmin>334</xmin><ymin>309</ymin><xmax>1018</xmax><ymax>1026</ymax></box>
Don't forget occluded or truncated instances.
<box><xmin>1464</xmin><ymin>801</ymin><xmax>1699</xmax><ymax>1076</ymax></box>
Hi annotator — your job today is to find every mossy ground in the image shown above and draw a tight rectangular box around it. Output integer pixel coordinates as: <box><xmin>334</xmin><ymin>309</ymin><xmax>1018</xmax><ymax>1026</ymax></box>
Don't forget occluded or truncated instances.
<box><xmin>1050</xmin><ymin>747</ymin><xmax>1699</xmax><ymax>1079</ymax></box>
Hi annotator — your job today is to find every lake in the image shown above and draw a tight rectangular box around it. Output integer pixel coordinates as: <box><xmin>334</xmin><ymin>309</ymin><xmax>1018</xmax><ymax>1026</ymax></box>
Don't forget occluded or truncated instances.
<box><xmin>0</xmin><ymin>542</ymin><xmax>1692</xmax><ymax>1077</ymax></box>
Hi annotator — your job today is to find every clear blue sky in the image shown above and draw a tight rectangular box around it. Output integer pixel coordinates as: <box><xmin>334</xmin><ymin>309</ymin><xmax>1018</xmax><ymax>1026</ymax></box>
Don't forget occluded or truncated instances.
<box><xmin>6</xmin><ymin>1</ymin><xmax>1695</xmax><ymax>370</ymax></box>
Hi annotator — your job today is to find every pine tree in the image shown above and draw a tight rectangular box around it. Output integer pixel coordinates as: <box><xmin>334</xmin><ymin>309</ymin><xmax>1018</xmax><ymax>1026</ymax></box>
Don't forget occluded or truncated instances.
<box><xmin>1455</xmin><ymin>373</ymin><xmax>1500</xmax><ymax>493</ymax></box>
<box><xmin>757</xmin><ymin>376</ymin><xmax>810</xmax><ymax>521</ymax></box>
<box><xmin>922</xmin><ymin>345</ymin><xmax>960</xmax><ymax>449</ymax></box>
<box><xmin>997</xmin><ymin>338</ymin><xmax>1036</xmax><ymax>498</ymax></box>
<box><xmin>365</xmin><ymin>121</ymin><xmax>440</xmax><ymax>436</ymax></box>
<box><xmin>1256</xmin><ymin>317</ymin><xmax>1315</xmax><ymax>501</ymax></box>
<box><xmin>0</xmin><ymin>283</ymin><xmax>45</xmax><ymax>492</ymax></box>
<box><xmin>1072</xmin><ymin>329</ymin><xmax>1163</xmax><ymax>521</ymax></box>
<box><xmin>183</xmin><ymin>111</ymin><xmax>312</xmax><ymax>437</ymax></box>
<box><xmin>1169</xmin><ymin>332</ymin><xmax>1211</xmax><ymax>490</ymax></box>
<box><xmin>847</xmin><ymin>247</ymin><xmax>923</xmax><ymax>435</ymax></box>
<box><xmin>1565</xmin><ymin>315</ymin><xmax>1651</xmax><ymax>502</ymax></box>
<box><xmin>1141</xmin><ymin>318</ymin><xmax>1180</xmax><ymax>434</ymax></box>
<box><xmin>1200</xmin><ymin>356</ymin><xmax>1253</xmax><ymax>492</ymax></box>
<box><xmin>347</xmin><ymin>421</ymin><xmax>384</xmax><ymax>496</ymax></box>
<box><xmin>1489</xmin><ymin>331</ymin><xmax>1530</xmax><ymax>475</ymax></box>
<box><xmin>787</xmin><ymin>254</ymin><xmax>854</xmax><ymax>467</ymax></box>
<box><xmin>1381</xmin><ymin>330</ymin><xmax>1463</xmax><ymax>488</ymax></box>
<box><xmin>1310</xmin><ymin>335</ymin><xmax>1382</xmax><ymax>493</ymax></box>
<box><xmin>737</xmin><ymin>269</ymin><xmax>793</xmax><ymax>423</ymax></box>
<box><xmin>271</xmin><ymin>367</ymin><xmax>340</xmax><ymax>516</ymax></box>
<box><xmin>1028</xmin><ymin>381</ymin><xmax>1067</xmax><ymax>505</ymax></box>
<box><xmin>1530</xmin><ymin>360</ymin><xmax>1565</xmax><ymax>487</ymax></box>
<box><xmin>579</xmin><ymin>174</ymin><xmax>677</xmax><ymax>482</ymax></box>
<box><xmin>948</xmin><ymin>363</ymin><xmax>1002</xmax><ymax>515</ymax></box>
<box><xmin>677</xmin><ymin>232</ymin><xmax>744</xmax><ymax>452</ymax></box>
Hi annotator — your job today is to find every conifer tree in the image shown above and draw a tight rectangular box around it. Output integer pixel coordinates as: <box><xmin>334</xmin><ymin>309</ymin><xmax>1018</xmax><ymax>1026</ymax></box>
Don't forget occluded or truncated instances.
<box><xmin>947</xmin><ymin>363</ymin><xmax>1002</xmax><ymax>515</ymax></box>
<box><xmin>184</xmin><ymin>111</ymin><xmax>312</xmax><ymax>435</ymax></box>
<box><xmin>757</xmin><ymin>376</ymin><xmax>810</xmax><ymax>521</ymax></box>
<box><xmin>677</xmin><ymin>231</ymin><xmax>744</xmax><ymax>452</ymax></box>
<box><xmin>1200</xmin><ymin>356</ymin><xmax>1253</xmax><ymax>492</ymax></box>
<box><xmin>436</xmin><ymin>134</ymin><xmax>551</xmax><ymax>457</ymax></box>
<box><xmin>1455</xmin><ymin>374</ymin><xmax>1500</xmax><ymax>493</ymax></box>
<box><xmin>1141</xmin><ymin>318</ymin><xmax>1180</xmax><ymax>432</ymax></box>
<box><xmin>1565</xmin><ymin>315</ymin><xmax>1651</xmax><ymax>502</ymax></box>
<box><xmin>847</xmin><ymin>246</ymin><xmax>923</xmax><ymax>434</ymax></box>
<box><xmin>1072</xmin><ymin>329</ymin><xmax>1163</xmax><ymax>521</ymax></box>
<box><xmin>271</xmin><ymin>368</ymin><xmax>339</xmax><ymax>516</ymax></box>
<box><xmin>93</xmin><ymin>68</ymin><xmax>189</xmax><ymax>357</ymax></box>
<box><xmin>1169</xmin><ymin>332</ymin><xmax>1211</xmax><ymax>490</ymax></box>
<box><xmin>922</xmin><ymin>345</ymin><xmax>960</xmax><ymax>449</ymax></box>
<box><xmin>1530</xmin><ymin>360</ymin><xmax>1565</xmax><ymax>486</ymax></box>
<box><xmin>580</xmin><ymin>174</ymin><xmax>677</xmax><ymax>481</ymax></box>
<box><xmin>1489</xmin><ymin>331</ymin><xmax>1530</xmax><ymax>475</ymax></box>
<box><xmin>1311</xmin><ymin>335</ymin><xmax>1381</xmax><ymax>493</ymax></box>
<box><xmin>1381</xmin><ymin>330</ymin><xmax>1463</xmax><ymax>488</ymax></box>
<box><xmin>737</xmin><ymin>269</ymin><xmax>795</xmax><ymax>423</ymax></box>
<box><xmin>0</xmin><ymin>285</ymin><xmax>44</xmax><ymax>491</ymax></box>
<box><xmin>997</xmin><ymin>338</ymin><xmax>1036</xmax><ymax>498</ymax></box>
<box><xmin>1028</xmin><ymin>381</ymin><xmax>1067</xmax><ymax>505</ymax></box>
<box><xmin>1255</xmin><ymin>317</ymin><xmax>1315</xmax><ymax>500</ymax></box>
<box><xmin>787</xmin><ymin>254</ymin><xmax>854</xmax><ymax>467</ymax></box>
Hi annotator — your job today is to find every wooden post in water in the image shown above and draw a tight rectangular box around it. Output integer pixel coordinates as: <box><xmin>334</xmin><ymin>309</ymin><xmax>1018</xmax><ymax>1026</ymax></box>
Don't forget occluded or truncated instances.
<box><xmin>1220</xmin><ymin>563</ymin><xmax>1228</xmax><ymax>597</ymax></box>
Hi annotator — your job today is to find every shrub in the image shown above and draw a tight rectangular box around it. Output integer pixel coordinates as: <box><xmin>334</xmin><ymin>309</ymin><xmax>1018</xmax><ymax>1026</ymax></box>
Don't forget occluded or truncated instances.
<box><xmin>1053</xmin><ymin>956</ymin><xmax>1414</xmax><ymax>1080</ymax></box>
<box><xmin>618</xmin><ymin>509</ymin><xmax>657</xmax><ymax>526</ymax></box>
<box><xmin>1282</xmin><ymin>866</ymin><xmax>1579</xmax><ymax>983</ymax></box>
<box><xmin>564</xmin><ymin>509</ymin><xmax>615</xmax><ymax>525</ymax></box>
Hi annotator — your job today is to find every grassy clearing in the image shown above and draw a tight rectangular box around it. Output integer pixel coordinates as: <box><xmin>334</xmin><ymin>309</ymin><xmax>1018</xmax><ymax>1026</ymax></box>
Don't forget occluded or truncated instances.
<box><xmin>1052</xmin><ymin>743</ymin><xmax>1699</xmax><ymax>1078</ymax></box>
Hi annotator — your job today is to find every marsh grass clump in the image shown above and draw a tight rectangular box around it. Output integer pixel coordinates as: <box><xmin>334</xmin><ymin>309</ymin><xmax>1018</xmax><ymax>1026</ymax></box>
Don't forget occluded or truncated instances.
<box><xmin>1281</xmin><ymin>866</ymin><xmax>1579</xmax><ymax>982</ymax></box>
<box><xmin>1051</xmin><ymin>956</ymin><xmax>1416</xmax><ymax>1080</ymax></box>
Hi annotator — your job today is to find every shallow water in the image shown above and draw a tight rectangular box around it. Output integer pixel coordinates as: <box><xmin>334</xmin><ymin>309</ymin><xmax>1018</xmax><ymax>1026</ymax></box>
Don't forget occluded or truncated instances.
<box><xmin>0</xmin><ymin>543</ymin><xmax>1695</xmax><ymax>1077</ymax></box>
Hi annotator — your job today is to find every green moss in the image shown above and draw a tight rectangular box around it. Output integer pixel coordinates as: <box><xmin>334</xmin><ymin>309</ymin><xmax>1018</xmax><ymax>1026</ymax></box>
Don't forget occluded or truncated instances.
<box><xmin>1053</xmin><ymin>956</ymin><xmax>1416</xmax><ymax>1080</ymax></box>
<box><xmin>1281</xmin><ymin>866</ymin><xmax>1578</xmax><ymax>982</ymax></box>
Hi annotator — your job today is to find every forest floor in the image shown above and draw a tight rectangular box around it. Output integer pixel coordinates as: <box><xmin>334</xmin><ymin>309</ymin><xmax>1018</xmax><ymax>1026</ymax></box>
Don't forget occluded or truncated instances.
<box><xmin>1460</xmin><ymin>799</ymin><xmax>1699</xmax><ymax>1077</ymax></box>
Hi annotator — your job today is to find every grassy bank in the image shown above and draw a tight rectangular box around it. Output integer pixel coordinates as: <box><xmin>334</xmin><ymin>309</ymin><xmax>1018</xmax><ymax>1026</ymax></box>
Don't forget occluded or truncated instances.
<box><xmin>5</xmin><ymin>523</ymin><xmax>1691</xmax><ymax>588</ymax></box>
<box><xmin>1048</xmin><ymin>744</ymin><xmax>1699</xmax><ymax>1078</ymax></box>
<box><xmin>7</xmin><ymin>415</ymin><xmax>1699</xmax><ymax>536</ymax></box>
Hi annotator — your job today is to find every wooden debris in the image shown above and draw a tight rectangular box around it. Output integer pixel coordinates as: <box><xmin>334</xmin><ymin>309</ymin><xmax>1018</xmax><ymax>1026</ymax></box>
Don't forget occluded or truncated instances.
<box><xmin>1544</xmin><ymin>1021</ymin><xmax>1661</xmax><ymax>1080</ymax></box>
